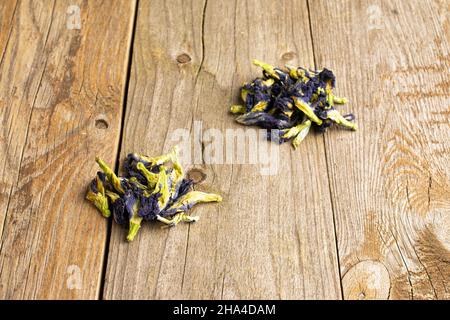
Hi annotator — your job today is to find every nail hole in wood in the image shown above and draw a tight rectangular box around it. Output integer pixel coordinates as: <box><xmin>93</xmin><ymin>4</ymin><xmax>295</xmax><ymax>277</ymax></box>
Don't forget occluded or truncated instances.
<box><xmin>95</xmin><ymin>119</ymin><xmax>109</xmax><ymax>129</ymax></box>
<box><xmin>176</xmin><ymin>53</ymin><xmax>191</xmax><ymax>64</ymax></box>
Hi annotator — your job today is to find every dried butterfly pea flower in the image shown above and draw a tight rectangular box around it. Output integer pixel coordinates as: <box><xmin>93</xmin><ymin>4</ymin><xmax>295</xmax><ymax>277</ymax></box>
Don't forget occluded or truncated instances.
<box><xmin>235</xmin><ymin>112</ymin><xmax>292</xmax><ymax>129</ymax></box>
<box><xmin>86</xmin><ymin>172</ymin><xmax>110</xmax><ymax>218</ymax></box>
<box><xmin>136</xmin><ymin>162</ymin><xmax>159</xmax><ymax>189</ymax></box>
<box><xmin>292</xmin><ymin>96</ymin><xmax>323</xmax><ymax>125</ymax></box>
<box><xmin>326</xmin><ymin>109</ymin><xmax>358</xmax><ymax>130</ymax></box>
<box><xmin>106</xmin><ymin>191</ymin><xmax>128</xmax><ymax>225</ymax></box>
<box><xmin>230</xmin><ymin>60</ymin><xmax>357</xmax><ymax>148</ymax></box>
<box><xmin>95</xmin><ymin>157</ymin><xmax>125</xmax><ymax>194</ymax></box>
<box><xmin>150</xmin><ymin>166</ymin><xmax>171</xmax><ymax>214</ymax></box>
<box><xmin>163</xmin><ymin>191</ymin><xmax>223</xmax><ymax>216</ymax></box>
<box><xmin>230</xmin><ymin>105</ymin><xmax>246</xmax><ymax>114</ymax></box>
<box><xmin>156</xmin><ymin>191</ymin><xmax>223</xmax><ymax>227</ymax></box>
<box><xmin>291</xmin><ymin>120</ymin><xmax>312</xmax><ymax>149</ymax></box>
<box><xmin>169</xmin><ymin>178</ymin><xmax>194</xmax><ymax>202</ymax></box>
<box><xmin>86</xmin><ymin>146</ymin><xmax>222</xmax><ymax>241</ymax></box>
<box><xmin>125</xmin><ymin>197</ymin><xmax>142</xmax><ymax>241</ymax></box>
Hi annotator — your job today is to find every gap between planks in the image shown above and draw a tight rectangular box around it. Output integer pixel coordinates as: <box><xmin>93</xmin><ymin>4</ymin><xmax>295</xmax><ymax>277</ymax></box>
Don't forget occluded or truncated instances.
<box><xmin>305</xmin><ymin>0</ymin><xmax>345</xmax><ymax>299</ymax></box>
<box><xmin>98</xmin><ymin>0</ymin><xmax>141</xmax><ymax>300</ymax></box>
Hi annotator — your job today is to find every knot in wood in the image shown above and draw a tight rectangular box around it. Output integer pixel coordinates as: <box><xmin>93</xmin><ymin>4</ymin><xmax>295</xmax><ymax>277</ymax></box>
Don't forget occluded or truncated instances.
<box><xmin>342</xmin><ymin>260</ymin><xmax>391</xmax><ymax>300</ymax></box>
<box><xmin>176</xmin><ymin>53</ymin><xmax>191</xmax><ymax>64</ymax></box>
<box><xmin>187</xmin><ymin>168</ymin><xmax>207</xmax><ymax>184</ymax></box>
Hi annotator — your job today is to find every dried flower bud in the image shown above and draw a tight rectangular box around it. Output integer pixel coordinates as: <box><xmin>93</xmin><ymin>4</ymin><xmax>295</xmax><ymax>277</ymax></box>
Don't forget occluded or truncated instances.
<box><xmin>86</xmin><ymin>172</ymin><xmax>110</xmax><ymax>218</ymax></box>
<box><xmin>230</xmin><ymin>60</ymin><xmax>357</xmax><ymax>149</ymax></box>
<box><xmin>86</xmin><ymin>146</ymin><xmax>222</xmax><ymax>241</ymax></box>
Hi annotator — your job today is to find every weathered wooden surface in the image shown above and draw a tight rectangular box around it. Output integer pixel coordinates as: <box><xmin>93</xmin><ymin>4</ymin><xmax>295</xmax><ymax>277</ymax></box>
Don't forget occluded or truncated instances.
<box><xmin>102</xmin><ymin>0</ymin><xmax>341</xmax><ymax>299</ymax></box>
<box><xmin>309</xmin><ymin>0</ymin><xmax>450</xmax><ymax>299</ymax></box>
<box><xmin>0</xmin><ymin>0</ymin><xmax>448</xmax><ymax>300</ymax></box>
<box><xmin>0</xmin><ymin>0</ymin><xmax>136</xmax><ymax>299</ymax></box>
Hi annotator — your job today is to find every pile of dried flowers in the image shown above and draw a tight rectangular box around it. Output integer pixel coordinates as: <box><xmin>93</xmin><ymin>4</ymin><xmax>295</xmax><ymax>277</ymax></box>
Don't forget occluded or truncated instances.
<box><xmin>231</xmin><ymin>60</ymin><xmax>357</xmax><ymax>148</ymax></box>
<box><xmin>86</xmin><ymin>146</ymin><xmax>222</xmax><ymax>241</ymax></box>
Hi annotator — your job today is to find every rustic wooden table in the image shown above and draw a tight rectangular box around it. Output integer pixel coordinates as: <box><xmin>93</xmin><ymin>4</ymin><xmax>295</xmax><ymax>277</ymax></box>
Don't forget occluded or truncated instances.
<box><xmin>0</xmin><ymin>0</ymin><xmax>449</xmax><ymax>300</ymax></box>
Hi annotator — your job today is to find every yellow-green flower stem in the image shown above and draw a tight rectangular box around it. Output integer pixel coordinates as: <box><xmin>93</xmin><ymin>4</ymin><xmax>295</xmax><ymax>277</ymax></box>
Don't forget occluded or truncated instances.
<box><xmin>250</xmin><ymin>100</ymin><xmax>268</xmax><ymax>112</ymax></box>
<box><xmin>105</xmin><ymin>190</ymin><xmax>120</xmax><ymax>203</ymax></box>
<box><xmin>241</xmin><ymin>87</ymin><xmax>248</xmax><ymax>102</ymax></box>
<box><xmin>133</xmin><ymin>146</ymin><xmax>178</xmax><ymax>166</ymax></box>
<box><xmin>86</xmin><ymin>189</ymin><xmax>110</xmax><ymax>218</ymax></box>
<box><xmin>252</xmin><ymin>59</ymin><xmax>280</xmax><ymax>80</ymax></box>
<box><xmin>292</xmin><ymin>97</ymin><xmax>323</xmax><ymax>125</ymax></box>
<box><xmin>262</xmin><ymin>78</ymin><xmax>275</xmax><ymax>87</ymax></box>
<box><xmin>230</xmin><ymin>105</ymin><xmax>246</xmax><ymax>114</ymax></box>
<box><xmin>95</xmin><ymin>157</ymin><xmax>124</xmax><ymax>194</ymax></box>
<box><xmin>283</xmin><ymin>110</ymin><xmax>294</xmax><ymax>118</ymax></box>
<box><xmin>169</xmin><ymin>155</ymin><xmax>184</xmax><ymax>197</ymax></box>
<box><xmin>326</xmin><ymin>109</ymin><xmax>358</xmax><ymax>130</ymax></box>
<box><xmin>165</xmin><ymin>191</ymin><xmax>223</xmax><ymax>214</ymax></box>
<box><xmin>156</xmin><ymin>213</ymin><xmax>199</xmax><ymax>227</ymax></box>
<box><xmin>326</xmin><ymin>89</ymin><xmax>335</xmax><ymax>109</ymax></box>
<box><xmin>297</xmin><ymin>69</ymin><xmax>310</xmax><ymax>82</ymax></box>
<box><xmin>128</xmin><ymin>177</ymin><xmax>151</xmax><ymax>197</ymax></box>
<box><xmin>156</xmin><ymin>215</ymin><xmax>172</xmax><ymax>225</ymax></box>
<box><xmin>129</xmin><ymin>177</ymin><xmax>149</xmax><ymax>190</ymax></box>
<box><xmin>136</xmin><ymin>162</ymin><xmax>158</xmax><ymax>188</ymax></box>
<box><xmin>326</xmin><ymin>90</ymin><xmax>347</xmax><ymax>108</ymax></box>
<box><xmin>333</xmin><ymin>96</ymin><xmax>348</xmax><ymax>104</ymax></box>
<box><xmin>153</xmin><ymin>166</ymin><xmax>171</xmax><ymax>209</ymax></box>
<box><xmin>127</xmin><ymin>217</ymin><xmax>142</xmax><ymax>241</ymax></box>
<box><xmin>285</xmin><ymin>65</ymin><xmax>299</xmax><ymax>80</ymax></box>
<box><xmin>292</xmin><ymin>120</ymin><xmax>312</xmax><ymax>149</ymax></box>
<box><xmin>127</xmin><ymin>200</ymin><xmax>142</xmax><ymax>242</ymax></box>
<box><xmin>86</xmin><ymin>174</ymin><xmax>111</xmax><ymax>217</ymax></box>
<box><xmin>149</xmin><ymin>146</ymin><xmax>178</xmax><ymax>165</ymax></box>
<box><xmin>286</xmin><ymin>65</ymin><xmax>310</xmax><ymax>83</ymax></box>
<box><xmin>281</xmin><ymin>125</ymin><xmax>302</xmax><ymax>140</ymax></box>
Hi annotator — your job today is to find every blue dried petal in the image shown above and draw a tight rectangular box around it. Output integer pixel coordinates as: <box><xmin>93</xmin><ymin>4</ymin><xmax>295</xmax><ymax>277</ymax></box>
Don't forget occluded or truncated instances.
<box><xmin>124</xmin><ymin>190</ymin><xmax>137</xmax><ymax>217</ymax></box>
<box><xmin>236</xmin><ymin>112</ymin><xmax>291</xmax><ymax>129</ymax></box>
<box><xmin>168</xmin><ymin>178</ymin><xmax>193</xmax><ymax>205</ymax></box>
<box><xmin>318</xmin><ymin>68</ymin><xmax>336</xmax><ymax>88</ymax></box>
<box><xmin>315</xmin><ymin>119</ymin><xmax>333</xmax><ymax>132</ymax></box>
<box><xmin>138</xmin><ymin>192</ymin><xmax>162</xmax><ymax>221</ymax></box>
<box><xmin>162</xmin><ymin>191</ymin><xmax>222</xmax><ymax>217</ymax></box>
<box><xmin>177</xmin><ymin>179</ymin><xmax>194</xmax><ymax>197</ymax></box>
<box><xmin>246</xmin><ymin>92</ymin><xmax>271</xmax><ymax>112</ymax></box>
<box><xmin>316</xmin><ymin>107</ymin><xmax>329</xmax><ymax>120</ymax></box>
<box><xmin>123</xmin><ymin>154</ymin><xmax>146</xmax><ymax>183</ymax></box>
<box><xmin>89</xmin><ymin>175</ymin><xmax>100</xmax><ymax>194</ymax></box>
<box><xmin>123</xmin><ymin>153</ymin><xmax>163</xmax><ymax>184</ymax></box>
<box><xmin>270</xmin><ymin>83</ymin><xmax>282</xmax><ymax>96</ymax></box>
<box><xmin>112</xmin><ymin>197</ymin><xmax>127</xmax><ymax>225</ymax></box>
<box><xmin>273</xmin><ymin>97</ymin><xmax>293</xmax><ymax>113</ymax></box>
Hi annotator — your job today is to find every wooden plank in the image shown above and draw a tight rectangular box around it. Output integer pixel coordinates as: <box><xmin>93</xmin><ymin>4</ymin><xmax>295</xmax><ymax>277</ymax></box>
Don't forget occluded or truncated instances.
<box><xmin>0</xmin><ymin>0</ymin><xmax>19</xmax><ymax>236</ymax></box>
<box><xmin>0</xmin><ymin>0</ymin><xmax>136</xmax><ymax>299</ymax></box>
<box><xmin>308</xmin><ymin>0</ymin><xmax>450</xmax><ymax>299</ymax></box>
<box><xmin>103</xmin><ymin>0</ymin><xmax>341</xmax><ymax>299</ymax></box>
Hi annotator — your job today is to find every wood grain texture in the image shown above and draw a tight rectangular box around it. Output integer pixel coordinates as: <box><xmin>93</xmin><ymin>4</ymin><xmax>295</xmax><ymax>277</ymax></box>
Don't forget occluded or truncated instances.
<box><xmin>2</xmin><ymin>0</ymin><xmax>447</xmax><ymax>300</ymax></box>
<box><xmin>309</xmin><ymin>0</ymin><xmax>450</xmax><ymax>299</ymax></box>
<box><xmin>0</xmin><ymin>0</ymin><xmax>136</xmax><ymax>299</ymax></box>
<box><xmin>103</xmin><ymin>0</ymin><xmax>342</xmax><ymax>299</ymax></box>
